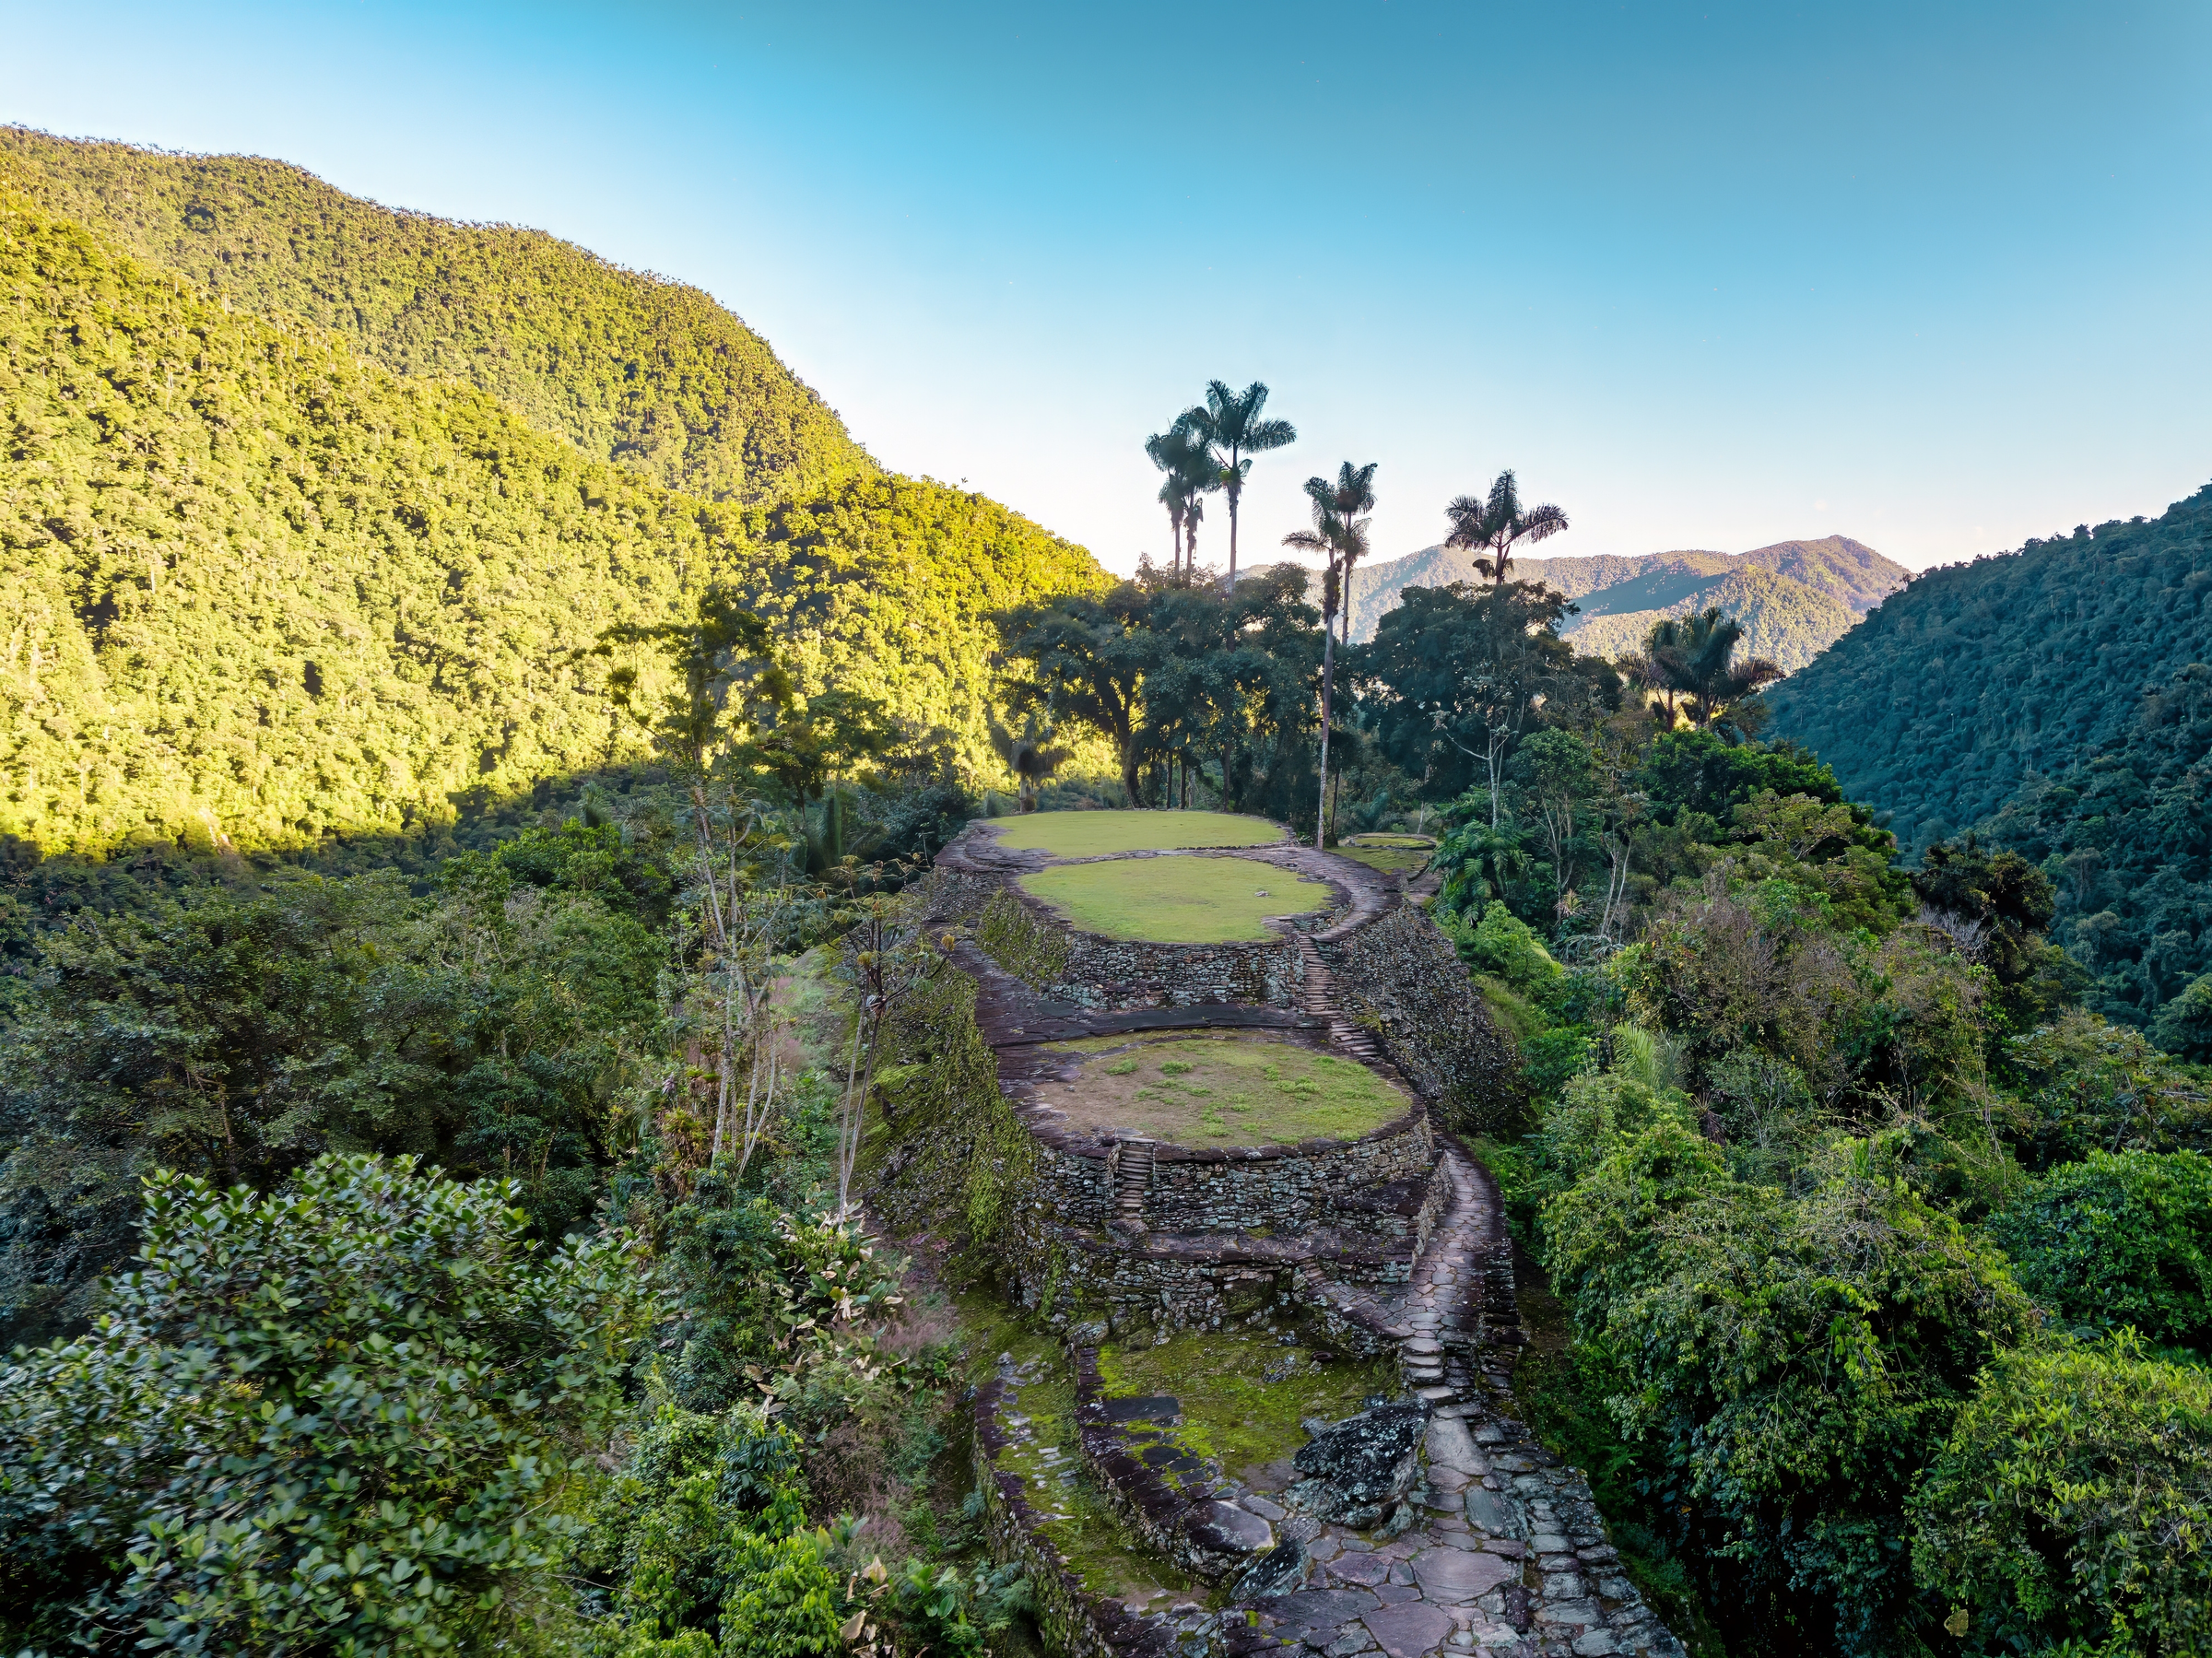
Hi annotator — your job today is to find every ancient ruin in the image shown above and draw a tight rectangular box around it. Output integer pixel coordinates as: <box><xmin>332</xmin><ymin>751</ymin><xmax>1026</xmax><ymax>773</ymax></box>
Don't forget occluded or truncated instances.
<box><xmin>879</xmin><ymin>812</ymin><xmax>1683</xmax><ymax>1658</ymax></box>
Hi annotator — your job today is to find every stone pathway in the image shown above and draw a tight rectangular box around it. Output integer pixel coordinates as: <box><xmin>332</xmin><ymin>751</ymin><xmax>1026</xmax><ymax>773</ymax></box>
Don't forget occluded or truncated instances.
<box><xmin>1229</xmin><ymin>1397</ymin><xmax>1685</xmax><ymax>1658</ymax></box>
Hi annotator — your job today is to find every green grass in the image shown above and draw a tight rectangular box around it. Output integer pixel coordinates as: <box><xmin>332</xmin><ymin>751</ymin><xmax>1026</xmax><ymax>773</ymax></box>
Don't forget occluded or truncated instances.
<box><xmin>1338</xmin><ymin>847</ymin><xmax>1433</xmax><ymax>876</ymax></box>
<box><xmin>989</xmin><ymin>810</ymin><xmax>1284</xmax><ymax>858</ymax></box>
<box><xmin>1095</xmin><ymin>1327</ymin><xmax>1396</xmax><ymax>1491</ymax></box>
<box><xmin>1039</xmin><ymin>1034</ymin><xmax>1409</xmax><ymax>1145</ymax></box>
<box><xmin>952</xmin><ymin>1288</ymin><xmax>1196</xmax><ymax>1607</ymax></box>
<box><xmin>1343</xmin><ymin>834</ymin><xmax>1435</xmax><ymax>849</ymax></box>
<box><xmin>1018</xmin><ymin>856</ymin><xmax>1326</xmax><ymax>942</ymax></box>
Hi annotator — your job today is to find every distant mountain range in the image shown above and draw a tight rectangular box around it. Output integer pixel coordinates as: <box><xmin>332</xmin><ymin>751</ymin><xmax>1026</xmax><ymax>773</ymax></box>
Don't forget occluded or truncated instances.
<box><xmin>1346</xmin><ymin>535</ymin><xmax>1907</xmax><ymax>674</ymax></box>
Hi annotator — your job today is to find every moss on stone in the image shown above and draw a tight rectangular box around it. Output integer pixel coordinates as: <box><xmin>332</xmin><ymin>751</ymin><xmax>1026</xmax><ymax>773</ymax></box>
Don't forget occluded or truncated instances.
<box><xmin>1095</xmin><ymin>1327</ymin><xmax>1396</xmax><ymax>1490</ymax></box>
<box><xmin>959</xmin><ymin>1291</ymin><xmax>1197</xmax><ymax>1607</ymax></box>
<box><xmin>975</xmin><ymin>888</ymin><xmax>1073</xmax><ymax>989</ymax></box>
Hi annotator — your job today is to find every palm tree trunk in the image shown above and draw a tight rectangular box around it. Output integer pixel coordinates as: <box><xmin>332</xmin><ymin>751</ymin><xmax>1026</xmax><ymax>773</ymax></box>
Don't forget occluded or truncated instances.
<box><xmin>1315</xmin><ymin>626</ymin><xmax>1337</xmax><ymax>851</ymax></box>
<box><xmin>1226</xmin><ymin>474</ymin><xmax>1241</xmax><ymax>586</ymax></box>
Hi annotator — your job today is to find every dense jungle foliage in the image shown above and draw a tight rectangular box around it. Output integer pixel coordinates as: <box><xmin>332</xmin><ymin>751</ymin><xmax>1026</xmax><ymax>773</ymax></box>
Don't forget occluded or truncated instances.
<box><xmin>1768</xmin><ymin>482</ymin><xmax>2212</xmax><ymax>1032</ymax></box>
<box><xmin>0</xmin><ymin>582</ymin><xmax>1033</xmax><ymax>1655</ymax></box>
<box><xmin>0</xmin><ymin>126</ymin><xmax>877</xmax><ymax>501</ymax></box>
<box><xmin>0</xmin><ymin>181</ymin><xmax>1103</xmax><ymax>856</ymax></box>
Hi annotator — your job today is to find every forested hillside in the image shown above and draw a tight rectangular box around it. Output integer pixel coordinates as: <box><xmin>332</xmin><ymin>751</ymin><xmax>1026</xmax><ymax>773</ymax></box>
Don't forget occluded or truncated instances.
<box><xmin>0</xmin><ymin>183</ymin><xmax>1101</xmax><ymax>855</ymax></box>
<box><xmin>1566</xmin><ymin>564</ymin><xmax>1861</xmax><ymax>673</ymax></box>
<box><xmin>0</xmin><ymin>127</ymin><xmax>877</xmax><ymax>502</ymax></box>
<box><xmin>1768</xmin><ymin>482</ymin><xmax>2212</xmax><ymax>1029</ymax></box>
<box><xmin>1346</xmin><ymin>534</ymin><xmax>1903</xmax><ymax>669</ymax></box>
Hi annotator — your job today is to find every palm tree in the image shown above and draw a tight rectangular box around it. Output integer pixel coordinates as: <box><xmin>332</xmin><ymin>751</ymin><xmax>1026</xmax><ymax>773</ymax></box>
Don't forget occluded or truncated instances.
<box><xmin>1145</xmin><ymin>427</ymin><xmax>1218</xmax><ymax>576</ymax></box>
<box><xmin>1443</xmin><ymin>469</ymin><xmax>1570</xmax><ymax>585</ymax></box>
<box><xmin>1638</xmin><ymin>608</ymin><xmax>1782</xmax><ymax>727</ymax></box>
<box><xmin>1179</xmin><ymin>380</ymin><xmax>1297</xmax><ymax>585</ymax></box>
<box><xmin>1309</xmin><ymin>461</ymin><xmax>1379</xmax><ymax>644</ymax></box>
<box><xmin>988</xmin><ymin>711</ymin><xmax>1073</xmax><ymax>812</ymax></box>
<box><xmin>1284</xmin><ymin>471</ymin><xmax>1373</xmax><ymax>850</ymax></box>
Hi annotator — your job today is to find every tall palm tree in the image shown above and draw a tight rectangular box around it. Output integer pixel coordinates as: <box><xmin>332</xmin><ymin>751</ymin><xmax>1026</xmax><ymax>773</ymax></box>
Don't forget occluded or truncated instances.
<box><xmin>1145</xmin><ymin>427</ymin><xmax>1218</xmax><ymax>576</ymax></box>
<box><xmin>1443</xmin><ymin>469</ymin><xmax>1570</xmax><ymax>585</ymax></box>
<box><xmin>1310</xmin><ymin>461</ymin><xmax>1379</xmax><ymax>643</ymax></box>
<box><xmin>1639</xmin><ymin>608</ymin><xmax>1783</xmax><ymax>727</ymax></box>
<box><xmin>1179</xmin><ymin>380</ymin><xmax>1297</xmax><ymax>585</ymax></box>
<box><xmin>1284</xmin><ymin>471</ymin><xmax>1372</xmax><ymax>850</ymax></box>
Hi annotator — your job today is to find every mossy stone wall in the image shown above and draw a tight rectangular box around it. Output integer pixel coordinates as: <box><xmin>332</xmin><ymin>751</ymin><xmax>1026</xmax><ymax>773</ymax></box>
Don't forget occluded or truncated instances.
<box><xmin>1321</xmin><ymin>905</ymin><xmax>1525</xmax><ymax>1134</ymax></box>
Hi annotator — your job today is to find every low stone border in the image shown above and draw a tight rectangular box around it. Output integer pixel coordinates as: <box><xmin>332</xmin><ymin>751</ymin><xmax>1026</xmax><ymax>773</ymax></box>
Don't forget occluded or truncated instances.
<box><xmin>971</xmin><ymin>1371</ymin><xmax>1198</xmax><ymax>1658</ymax></box>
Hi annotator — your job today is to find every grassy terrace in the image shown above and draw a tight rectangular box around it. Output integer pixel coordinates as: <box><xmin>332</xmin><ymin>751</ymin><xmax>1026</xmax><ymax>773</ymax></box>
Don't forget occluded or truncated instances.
<box><xmin>1336</xmin><ymin>832</ymin><xmax>1436</xmax><ymax>877</ymax></box>
<box><xmin>988</xmin><ymin>809</ymin><xmax>1284</xmax><ymax>858</ymax></box>
<box><xmin>1018</xmin><ymin>855</ymin><xmax>1328</xmax><ymax>943</ymax></box>
<box><xmin>1041</xmin><ymin>1033</ymin><xmax>1408</xmax><ymax>1144</ymax></box>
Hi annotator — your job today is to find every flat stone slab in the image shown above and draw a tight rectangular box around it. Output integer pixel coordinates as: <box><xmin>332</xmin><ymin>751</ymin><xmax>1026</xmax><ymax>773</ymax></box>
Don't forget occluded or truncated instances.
<box><xmin>1269</xmin><ymin>1589</ymin><xmax>1382</xmax><ymax>1635</ymax></box>
<box><xmin>1410</xmin><ymin>1546</ymin><xmax>1519</xmax><ymax>1602</ymax></box>
<box><xmin>1102</xmin><ymin>1394</ymin><xmax>1182</xmax><ymax>1422</ymax></box>
<box><xmin>1360</xmin><ymin>1599</ymin><xmax>1456</xmax><ymax>1658</ymax></box>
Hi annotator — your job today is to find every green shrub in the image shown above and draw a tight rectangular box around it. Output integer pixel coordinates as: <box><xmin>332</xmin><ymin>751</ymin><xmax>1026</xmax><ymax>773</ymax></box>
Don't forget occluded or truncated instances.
<box><xmin>2002</xmin><ymin>1011</ymin><xmax>2212</xmax><ymax>1169</ymax></box>
<box><xmin>1988</xmin><ymin>1149</ymin><xmax>2212</xmax><ymax>1353</ymax></box>
<box><xmin>1912</xmin><ymin>1332</ymin><xmax>2212</xmax><ymax>1656</ymax></box>
<box><xmin>0</xmin><ymin>1153</ymin><xmax>658</xmax><ymax>1655</ymax></box>
<box><xmin>1534</xmin><ymin>1071</ymin><xmax>1694</xmax><ymax>1196</ymax></box>
<box><xmin>1455</xmin><ymin>901</ymin><xmax>1563</xmax><ymax>994</ymax></box>
<box><xmin>2151</xmin><ymin>972</ymin><xmax>2212</xmax><ymax>1062</ymax></box>
<box><xmin>1542</xmin><ymin>1125</ymin><xmax>2038</xmax><ymax>1653</ymax></box>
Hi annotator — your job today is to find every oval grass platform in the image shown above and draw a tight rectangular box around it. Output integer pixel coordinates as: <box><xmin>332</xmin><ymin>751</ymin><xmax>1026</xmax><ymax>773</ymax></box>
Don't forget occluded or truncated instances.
<box><xmin>989</xmin><ymin>809</ymin><xmax>1285</xmax><ymax>858</ymax></box>
<box><xmin>1018</xmin><ymin>854</ymin><xmax>1329</xmax><ymax>943</ymax></box>
<box><xmin>1039</xmin><ymin>1033</ymin><xmax>1407</xmax><ymax>1145</ymax></box>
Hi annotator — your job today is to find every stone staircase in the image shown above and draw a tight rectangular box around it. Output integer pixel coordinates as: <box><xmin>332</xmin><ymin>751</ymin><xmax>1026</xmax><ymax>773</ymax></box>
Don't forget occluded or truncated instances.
<box><xmin>1112</xmin><ymin>1137</ymin><xmax>1154</xmax><ymax>1235</ymax></box>
<box><xmin>1294</xmin><ymin>934</ymin><xmax>1383</xmax><ymax>1064</ymax></box>
<box><xmin>1297</xmin><ymin>1144</ymin><xmax>1498</xmax><ymax>1401</ymax></box>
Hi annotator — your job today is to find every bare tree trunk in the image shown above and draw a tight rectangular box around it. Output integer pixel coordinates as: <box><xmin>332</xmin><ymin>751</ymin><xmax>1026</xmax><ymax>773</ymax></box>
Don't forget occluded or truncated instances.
<box><xmin>1315</xmin><ymin>625</ymin><xmax>1338</xmax><ymax>851</ymax></box>
<box><xmin>1226</xmin><ymin>477</ymin><xmax>1240</xmax><ymax>586</ymax></box>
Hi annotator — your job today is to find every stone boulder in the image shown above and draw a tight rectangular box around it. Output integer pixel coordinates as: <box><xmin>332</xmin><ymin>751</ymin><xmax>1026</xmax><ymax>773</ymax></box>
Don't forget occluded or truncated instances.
<box><xmin>1284</xmin><ymin>1401</ymin><xmax>1428</xmax><ymax>1528</ymax></box>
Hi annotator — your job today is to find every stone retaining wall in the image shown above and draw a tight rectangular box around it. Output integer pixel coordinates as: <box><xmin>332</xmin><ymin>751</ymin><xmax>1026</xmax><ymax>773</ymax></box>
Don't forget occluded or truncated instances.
<box><xmin>1062</xmin><ymin>1231</ymin><xmax>1414</xmax><ymax>1337</ymax></box>
<box><xmin>1319</xmin><ymin>905</ymin><xmax>1524</xmax><ymax>1134</ymax></box>
<box><xmin>1051</xmin><ymin>931</ymin><xmax>1304</xmax><ymax>1011</ymax></box>
<box><xmin>971</xmin><ymin>1377</ymin><xmax>1189</xmax><ymax>1658</ymax></box>
<box><xmin>1020</xmin><ymin>1111</ymin><xmax>1433</xmax><ymax>1234</ymax></box>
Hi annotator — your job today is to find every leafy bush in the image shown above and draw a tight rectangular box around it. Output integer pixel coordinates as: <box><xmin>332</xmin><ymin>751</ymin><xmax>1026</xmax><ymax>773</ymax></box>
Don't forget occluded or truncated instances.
<box><xmin>1532</xmin><ymin>1071</ymin><xmax>1694</xmax><ymax>1196</ymax></box>
<box><xmin>1454</xmin><ymin>900</ymin><xmax>1562</xmax><ymax>993</ymax></box>
<box><xmin>1912</xmin><ymin>1331</ymin><xmax>2212</xmax><ymax>1656</ymax></box>
<box><xmin>2002</xmin><ymin>1011</ymin><xmax>2212</xmax><ymax>1170</ymax></box>
<box><xmin>1988</xmin><ymin>1149</ymin><xmax>2212</xmax><ymax>1353</ymax></box>
<box><xmin>0</xmin><ymin>1154</ymin><xmax>658</xmax><ymax>1655</ymax></box>
<box><xmin>2151</xmin><ymin>972</ymin><xmax>2212</xmax><ymax>1061</ymax></box>
<box><xmin>1543</xmin><ymin>1124</ymin><xmax>2038</xmax><ymax>1653</ymax></box>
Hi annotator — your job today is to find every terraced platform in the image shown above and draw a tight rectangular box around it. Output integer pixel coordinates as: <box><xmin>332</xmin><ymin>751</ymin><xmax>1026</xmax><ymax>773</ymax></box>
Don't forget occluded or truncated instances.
<box><xmin>918</xmin><ymin>812</ymin><xmax>1680</xmax><ymax>1658</ymax></box>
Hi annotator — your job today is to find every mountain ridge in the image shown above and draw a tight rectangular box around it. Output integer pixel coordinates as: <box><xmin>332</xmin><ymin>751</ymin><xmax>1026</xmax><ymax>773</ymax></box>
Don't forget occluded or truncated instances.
<box><xmin>1765</xmin><ymin>483</ymin><xmax>2212</xmax><ymax>1029</ymax></box>
<box><xmin>1345</xmin><ymin>534</ymin><xmax>1905</xmax><ymax>674</ymax></box>
<box><xmin>0</xmin><ymin>162</ymin><xmax>1102</xmax><ymax>857</ymax></box>
<box><xmin>0</xmin><ymin>126</ymin><xmax>877</xmax><ymax>504</ymax></box>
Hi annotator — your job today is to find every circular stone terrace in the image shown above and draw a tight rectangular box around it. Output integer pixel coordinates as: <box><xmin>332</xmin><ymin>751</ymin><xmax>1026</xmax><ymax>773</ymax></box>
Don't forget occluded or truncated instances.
<box><xmin>943</xmin><ymin>809</ymin><xmax>1419</xmax><ymax>1157</ymax></box>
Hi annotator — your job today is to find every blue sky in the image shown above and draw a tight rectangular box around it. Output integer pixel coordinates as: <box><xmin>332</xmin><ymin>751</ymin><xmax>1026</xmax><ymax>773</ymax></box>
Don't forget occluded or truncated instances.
<box><xmin>5</xmin><ymin>1</ymin><xmax>2208</xmax><ymax>575</ymax></box>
